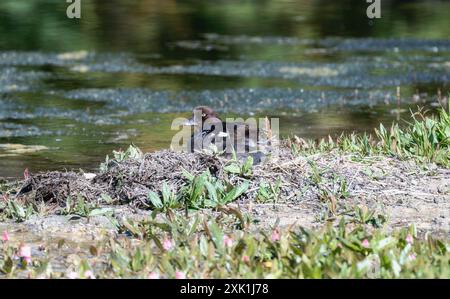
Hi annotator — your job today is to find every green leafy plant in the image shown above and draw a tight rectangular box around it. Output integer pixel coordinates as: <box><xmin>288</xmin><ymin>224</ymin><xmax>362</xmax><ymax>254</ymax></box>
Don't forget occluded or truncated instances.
<box><xmin>98</xmin><ymin>210</ymin><xmax>450</xmax><ymax>278</ymax></box>
<box><xmin>256</xmin><ymin>177</ymin><xmax>281</xmax><ymax>203</ymax></box>
<box><xmin>100</xmin><ymin>144</ymin><xmax>143</xmax><ymax>172</ymax></box>
<box><xmin>375</xmin><ymin>106</ymin><xmax>450</xmax><ymax>166</ymax></box>
<box><xmin>147</xmin><ymin>183</ymin><xmax>181</xmax><ymax>212</ymax></box>
<box><xmin>4</xmin><ymin>200</ymin><xmax>34</xmax><ymax>222</ymax></box>
<box><xmin>224</xmin><ymin>155</ymin><xmax>253</xmax><ymax>178</ymax></box>
<box><xmin>350</xmin><ymin>205</ymin><xmax>387</xmax><ymax>228</ymax></box>
<box><xmin>61</xmin><ymin>194</ymin><xmax>112</xmax><ymax>218</ymax></box>
<box><xmin>1</xmin><ymin>207</ymin><xmax>449</xmax><ymax>279</ymax></box>
<box><xmin>289</xmin><ymin>105</ymin><xmax>450</xmax><ymax>167</ymax></box>
<box><xmin>181</xmin><ymin>170</ymin><xmax>249</xmax><ymax>209</ymax></box>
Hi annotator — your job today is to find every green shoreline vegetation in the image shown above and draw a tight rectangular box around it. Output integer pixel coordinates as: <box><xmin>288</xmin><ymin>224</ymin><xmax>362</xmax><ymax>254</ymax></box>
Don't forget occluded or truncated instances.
<box><xmin>0</xmin><ymin>105</ymin><xmax>449</xmax><ymax>278</ymax></box>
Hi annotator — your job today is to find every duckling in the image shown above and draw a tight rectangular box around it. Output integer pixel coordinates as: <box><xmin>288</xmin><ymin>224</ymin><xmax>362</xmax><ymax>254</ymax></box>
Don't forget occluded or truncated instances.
<box><xmin>184</xmin><ymin>106</ymin><xmax>269</xmax><ymax>164</ymax></box>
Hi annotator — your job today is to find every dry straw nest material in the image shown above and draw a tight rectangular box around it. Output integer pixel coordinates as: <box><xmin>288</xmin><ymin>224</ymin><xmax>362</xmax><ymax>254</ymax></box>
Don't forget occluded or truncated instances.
<box><xmin>16</xmin><ymin>146</ymin><xmax>312</xmax><ymax>206</ymax></box>
<box><xmin>15</xmin><ymin>145</ymin><xmax>450</xmax><ymax>226</ymax></box>
<box><xmin>18</xmin><ymin>150</ymin><xmax>218</xmax><ymax>204</ymax></box>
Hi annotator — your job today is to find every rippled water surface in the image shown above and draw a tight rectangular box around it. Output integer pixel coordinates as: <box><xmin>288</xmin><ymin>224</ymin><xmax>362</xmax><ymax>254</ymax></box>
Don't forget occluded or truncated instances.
<box><xmin>0</xmin><ymin>0</ymin><xmax>449</xmax><ymax>178</ymax></box>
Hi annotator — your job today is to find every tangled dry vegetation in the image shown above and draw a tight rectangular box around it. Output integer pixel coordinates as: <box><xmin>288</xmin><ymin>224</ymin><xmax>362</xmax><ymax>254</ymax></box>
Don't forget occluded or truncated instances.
<box><xmin>8</xmin><ymin>145</ymin><xmax>448</xmax><ymax>235</ymax></box>
<box><xmin>0</xmin><ymin>106</ymin><xmax>448</xmax><ymax>235</ymax></box>
<box><xmin>0</xmin><ymin>107</ymin><xmax>449</xmax><ymax>279</ymax></box>
<box><xmin>19</xmin><ymin>150</ymin><xmax>222</xmax><ymax>206</ymax></box>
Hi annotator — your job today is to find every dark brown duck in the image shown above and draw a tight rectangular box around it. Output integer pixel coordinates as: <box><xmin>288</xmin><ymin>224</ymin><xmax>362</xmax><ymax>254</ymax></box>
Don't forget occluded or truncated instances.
<box><xmin>184</xmin><ymin>106</ymin><xmax>270</xmax><ymax>164</ymax></box>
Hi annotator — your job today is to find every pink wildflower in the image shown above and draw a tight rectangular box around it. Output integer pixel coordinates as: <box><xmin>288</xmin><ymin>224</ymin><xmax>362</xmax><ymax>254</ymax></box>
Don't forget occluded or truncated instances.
<box><xmin>19</xmin><ymin>245</ymin><xmax>32</xmax><ymax>263</ymax></box>
<box><xmin>361</xmin><ymin>239</ymin><xmax>370</xmax><ymax>248</ymax></box>
<box><xmin>175</xmin><ymin>271</ymin><xmax>186</xmax><ymax>279</ymax></box>
<box><xmin>162</xmin><ymin>237</ymin><xmax>174</xmax><ymax>251</ymax></box>
<box><xmin>148</xmin><ymin>272</ymin><xmax>160</xmax><ymax>279</ymax></box>
<box><xmin>405</xmin><ymin>234</ymin><xmax>414</xmax><ymax>244</ymax></box>
<box><xmin>23</xmin><ymin>168</ymin><xmax>30</xmax><ymax>180</ymax></box>
<box><xmin>84</xmin><ymin>270</ymin><xmax>95</xmax><ymax>279</ymax></box>
<box><xmin>408</xmin><ymin>254</ymin><xmax>417</xmax><ymax>261</ymax></box>
<box><xmin>241</xmin><ymin>255</ymin><xmax>250</xmax><ymax>263</ymax></box>
<box><xmin>271</xmin><ymin>229</ymin><xmax>280</xmax><ymax>242</ymax></box>
<box><xmin>2</xmin><ymin>230</ymin><xmax>9</xmax><ymax>242</ymax></box>
<box><xmin>223</xmin><ymin>235</ymin><xmax>233</xmax><ymax>248</ymax></box>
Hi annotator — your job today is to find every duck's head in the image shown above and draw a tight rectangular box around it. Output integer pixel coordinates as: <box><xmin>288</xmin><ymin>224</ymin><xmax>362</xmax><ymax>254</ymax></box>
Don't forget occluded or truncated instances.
<box><xmin>184</xmin><ymin>106</ymin><xmax>221</xmax><ymax>126</ymax></box>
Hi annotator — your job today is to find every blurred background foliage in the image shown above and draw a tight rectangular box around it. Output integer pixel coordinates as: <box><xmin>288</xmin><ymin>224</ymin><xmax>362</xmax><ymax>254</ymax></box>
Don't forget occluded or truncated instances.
<box><xmin>1</xmin><ymin>0</ymin><xmax>450</xmax><ymax>53</ymax></box>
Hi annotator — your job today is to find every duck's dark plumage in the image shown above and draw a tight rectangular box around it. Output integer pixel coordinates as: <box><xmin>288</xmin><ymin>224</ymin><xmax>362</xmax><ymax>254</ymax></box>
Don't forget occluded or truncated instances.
<box><xmin>185</xmin><ymin>106</ymin><xmax>269</xmax><ymax>164</ymax></box>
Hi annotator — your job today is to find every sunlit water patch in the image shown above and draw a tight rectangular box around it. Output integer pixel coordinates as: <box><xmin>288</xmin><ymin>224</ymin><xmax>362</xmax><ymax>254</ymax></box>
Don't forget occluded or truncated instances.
<box><xmin>0</xmin><ymin>0</ymin><xmax>449</xmax><ymax>178</ymax></box>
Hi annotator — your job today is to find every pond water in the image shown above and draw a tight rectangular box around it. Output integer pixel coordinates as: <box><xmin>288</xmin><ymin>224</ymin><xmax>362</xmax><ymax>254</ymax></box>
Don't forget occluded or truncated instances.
<box><xmin>0</xmin><ymin>0</ymin><xmax>449</xmax><ymax>178</ymax></box>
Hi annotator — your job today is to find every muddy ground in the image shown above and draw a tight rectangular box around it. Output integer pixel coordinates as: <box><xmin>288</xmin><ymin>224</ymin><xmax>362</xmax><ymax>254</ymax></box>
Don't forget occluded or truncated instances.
<box><xmin>1</xmin><ymin>146</ymin><xmax>449</xmax><ymax>249</ymax></box>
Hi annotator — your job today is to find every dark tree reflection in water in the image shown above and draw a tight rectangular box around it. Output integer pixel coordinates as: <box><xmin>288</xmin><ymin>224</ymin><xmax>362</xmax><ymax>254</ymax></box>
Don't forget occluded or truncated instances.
<box><xmin>0</xmin><ymin>0</ymin><xmax>449</xmax><ymax>177</ymax></box>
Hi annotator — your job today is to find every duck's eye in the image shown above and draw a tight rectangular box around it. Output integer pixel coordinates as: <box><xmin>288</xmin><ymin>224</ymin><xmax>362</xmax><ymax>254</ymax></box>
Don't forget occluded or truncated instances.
<box><xmin>202</xmin><ymin>113</ymin><xmax>206</xmax><ymax>117</ymax></box>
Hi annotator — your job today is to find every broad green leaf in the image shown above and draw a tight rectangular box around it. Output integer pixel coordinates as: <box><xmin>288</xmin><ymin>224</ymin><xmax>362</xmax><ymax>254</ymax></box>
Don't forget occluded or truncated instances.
<box><xmin>243</xmin><ymin>156</ymin><xmax>253</xmax><ymax>173</ymax></box>
<box><xmin>148</xmin><ymin>191</ymin><xmax>163</xmax><ymax>209</ymax></box>
<box><xmin>224</xmin><ymin>164</ymin><xmax>241</xmax><ymax>174</ymax></box>
<box><xmin>223</xmin><ymin>181</ymin><xmax>249</xmax><ymax>203</ymax></box>
<box><xmin>204</xmin><ymin>181</ymin><xmax>218</xmax><ymax>203</ymax></box>
<box><xmin>88</xmin><ymin>208</ymin><xmax>114</xmax><ymax>217</ymax></box>
<box><xmin>162</xmin><ymin>183</ymin><xmax>171</xmax><ymax>204</ymax></box>
<box><xmin>181</xmin><ymin>168</ymin><xmax>195</xmax><ymax>181</ymax></box>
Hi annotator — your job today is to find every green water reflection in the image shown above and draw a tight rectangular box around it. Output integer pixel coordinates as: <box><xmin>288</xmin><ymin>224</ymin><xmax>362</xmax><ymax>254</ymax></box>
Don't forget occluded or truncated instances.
<box><xmin>0</xmin><ymin>0</ymin><xmax>449</xmax><ymax>177</ymax></box>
